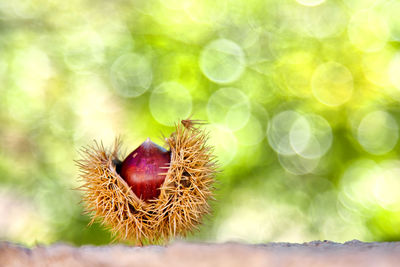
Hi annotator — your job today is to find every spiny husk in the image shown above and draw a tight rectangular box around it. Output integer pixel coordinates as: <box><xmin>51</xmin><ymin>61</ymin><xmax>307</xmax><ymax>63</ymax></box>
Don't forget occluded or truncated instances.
<box><xmin>76</xmin><ymin>121</ymin><xmax>217</xmax><ymax>245</ymax></box>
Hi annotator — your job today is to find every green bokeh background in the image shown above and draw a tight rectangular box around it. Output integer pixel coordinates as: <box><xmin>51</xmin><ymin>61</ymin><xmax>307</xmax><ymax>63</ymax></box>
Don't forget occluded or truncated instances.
<box><xmin>1</xmin><ymin>0</ymin><xmax>400</xmax><ymax>246</ymax></box>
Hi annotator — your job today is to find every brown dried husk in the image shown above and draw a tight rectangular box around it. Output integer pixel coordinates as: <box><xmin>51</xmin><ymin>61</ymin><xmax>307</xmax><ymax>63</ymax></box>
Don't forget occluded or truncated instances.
<box><xmin>76</xmin><ymin>122</ymin><xmax>217</xmax><ymax>245</ymax></box>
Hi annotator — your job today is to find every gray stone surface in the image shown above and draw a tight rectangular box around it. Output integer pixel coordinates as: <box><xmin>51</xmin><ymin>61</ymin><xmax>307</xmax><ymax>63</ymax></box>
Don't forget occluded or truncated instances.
<box><xmin>1</xmin><ymin>240</ymin><xmax>400</xmax><ymax>267</ymax></box>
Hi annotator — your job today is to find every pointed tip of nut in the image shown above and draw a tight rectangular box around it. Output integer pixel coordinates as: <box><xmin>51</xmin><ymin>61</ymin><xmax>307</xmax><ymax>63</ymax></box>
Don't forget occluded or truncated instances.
<box><xmin>142</xmin><ymin>137</ymin><xmax>152</xmax><ymax>147</ymax></box>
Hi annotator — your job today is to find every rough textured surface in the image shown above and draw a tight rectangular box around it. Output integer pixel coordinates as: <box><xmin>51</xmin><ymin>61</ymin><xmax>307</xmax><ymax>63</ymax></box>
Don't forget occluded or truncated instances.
<box><xmin>1</xmin><ymin>240</ymin><xmax>400</xmax><ymax>267</ymax></box>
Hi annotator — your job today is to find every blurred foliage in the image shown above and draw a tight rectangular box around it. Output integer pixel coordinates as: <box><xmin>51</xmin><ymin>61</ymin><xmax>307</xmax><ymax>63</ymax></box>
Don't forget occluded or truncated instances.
<box><xmin>0</xmin><ymin>0</ymin><xmax>400</xmax><ymax>246</ymax></box>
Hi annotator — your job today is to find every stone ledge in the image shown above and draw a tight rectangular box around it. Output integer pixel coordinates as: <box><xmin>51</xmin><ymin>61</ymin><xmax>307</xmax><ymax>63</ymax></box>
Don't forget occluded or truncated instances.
<box><xmin>1</xmin><ymin>240</ymin><xmax>400</xmax><ymax>267</ymax></box>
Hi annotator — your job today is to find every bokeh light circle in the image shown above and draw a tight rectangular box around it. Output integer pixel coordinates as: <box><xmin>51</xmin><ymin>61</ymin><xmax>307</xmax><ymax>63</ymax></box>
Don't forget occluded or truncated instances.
<box><xmin>290</xmin><ymin>114</ymin><xmax>333</xmax><ymax>159</ymax></box>
<box><xmin>12</xmin><ymin>46</ymin><xmax>54</xmax><ymax>95</ymax></box>
<box><xmin>206</xmin><ymin>124</ymin><xmax>237</xmax><ymax>167</ymax></box>
<box><xmin>373</xmin><ymin>160</ymin><xmax>400</xmax><ymax>211</ymax></box>
<box><xmin>340</xmin><ymin>159</ymin><xmax>400</xmax><ymax>212</ymax></box>
<box><xmin>384</xmin><ymin>1</ymin><xmax>400</xmax><ymax>41</ymax></box>
<box><xmin>268</xmin><ymin>111</ymin><xmax>331</xmax><ymax>174</ymax></box>
<box><xmin>149</xmin><ymin>81</ymin><xmax>192</xmax><ymax>126</ymax></box>
<box><xmin>278</xmin><ymin>153</ymin><xmax>320</xmax><ymax>175</ymax></box>
<box><xmin>356</xmin><ymin>110</ymin><xmax>399</xmax><ymax>155</ymax></box>
<box><xmin>276</xmin><ymin>51</ymin><xmax>317</xmax><ymax>97</ymax></box>
<box><xmin>110</xmin><ymin>53</ymin><xmax>153</xmax><ymax>98</ymax></box>
<box><xmin>348</xmin><ymin>10</ymin><xmax>389</xmax><ymax>52</ymax></box>
<box><xmin>200</xmin><ymin>39</ymin><xmax>245</xmax><ymax>84</ymax></box>
<box><xmin>63</xmin><ymin>30</ymin><xmax>104</xmax><ymax>71</ymax></box>
<box><xmin>340</xmin><ymin>159</ymin><xmax>379</xmax><ymax>211</ymax></box>
<box><xmin>301</xmin><ymin>1</ymin><xmax>347</xmax><ymax>39</ymax></box>
<box><xmin>362</xmin><ymin>49</ymin><xmax>394</xmax><ymax>87</ymax></box>
<box><xmin>289</xmin><ymin>116</ymin><xmax>311</xmax><ymax>155</ymax></box>
<box><xmin>311</xmin><ymin>62</ymin><xmax>354</xmax><ymax>106</ymax></box>
<box><xmin>267</xmin><ymin>110</ymin><xmax>302</xmax><ymax>155</ymax></box>
<box><xmin>207</xmin><ymin>87</ymin><xmax>251</xmax><ymax>131</ymax></box>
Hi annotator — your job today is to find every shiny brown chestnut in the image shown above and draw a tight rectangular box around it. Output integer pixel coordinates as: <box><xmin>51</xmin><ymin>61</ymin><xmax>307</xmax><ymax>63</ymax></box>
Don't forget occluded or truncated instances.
<box><xmin>120</xmin><ymin>138</ymin><xmax>171</xmax><ymax>201</ymax></box>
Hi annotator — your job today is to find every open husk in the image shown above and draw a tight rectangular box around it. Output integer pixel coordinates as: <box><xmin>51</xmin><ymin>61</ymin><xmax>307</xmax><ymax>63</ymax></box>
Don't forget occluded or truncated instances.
<box><xmin>76</xmin><ymin>121</ymin><xmax>217</xmax><ymax>245</ymax></box>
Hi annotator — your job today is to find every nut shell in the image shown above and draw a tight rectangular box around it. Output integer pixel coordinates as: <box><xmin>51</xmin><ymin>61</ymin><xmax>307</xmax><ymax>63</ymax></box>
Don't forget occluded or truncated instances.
<box><xmin>120</xmin><ymin>138</ymin><xmax>171</xmax><ymax>201</ymax></box>
<box><xmin>77</xmin><ymin>121</ymin><xmax>217</xmax><ymax>244</ymax></box>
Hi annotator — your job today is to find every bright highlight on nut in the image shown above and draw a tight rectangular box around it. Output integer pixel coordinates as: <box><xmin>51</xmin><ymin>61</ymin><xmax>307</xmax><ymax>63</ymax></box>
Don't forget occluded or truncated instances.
<box><xmin>76</xmin><ymin>119</ymin><xmax>217</xmax><ymax>245</ymax></box>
